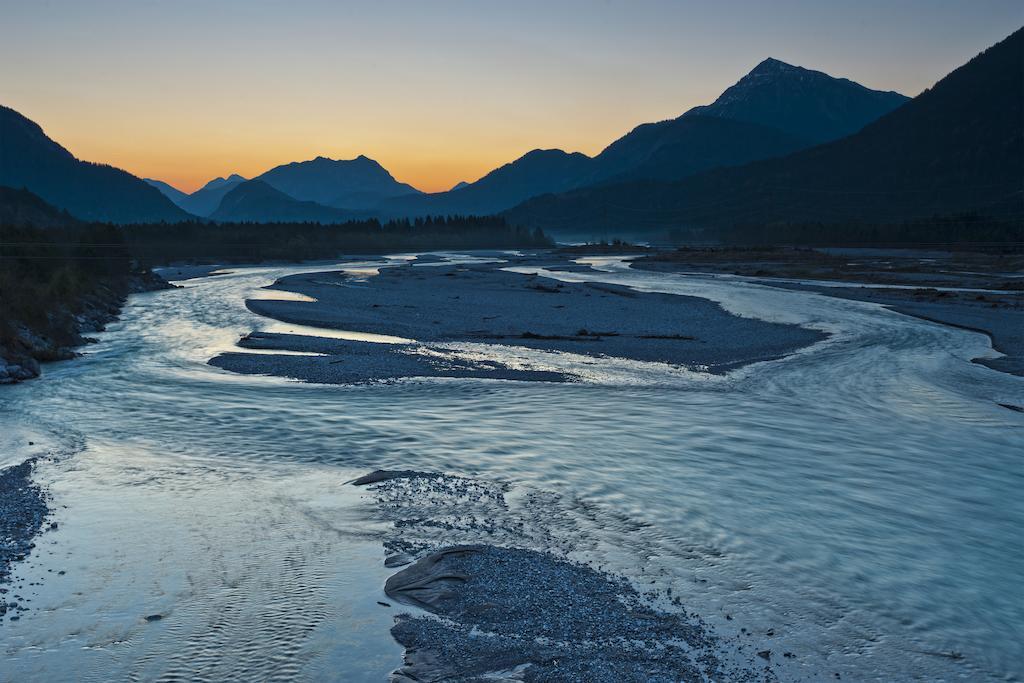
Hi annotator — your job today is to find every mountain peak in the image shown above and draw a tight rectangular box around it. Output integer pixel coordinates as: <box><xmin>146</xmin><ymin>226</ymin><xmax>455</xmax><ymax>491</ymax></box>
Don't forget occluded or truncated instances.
<box><xmin>199</xmin><ymin>174</ymin><xmax>247</xmax><ymax>194</ymax></box>
<box><xmin>307</xmin><ymin>154</ymin><xmax>379</xmax><ymax>167</ymax></box>
<box><xmin>254</xmin><ymin>154</ymin><xmax>420</xmax><ymax>209</ymax></box>
<box><xmin>685</xmin><ymin>58</ymin><xmax>909</xmax><ymax>144</ymax></box>
<box><xmin>750</xmin><ymin>57</ymin><xmax>797</xmax><ymax>75</ymax></box>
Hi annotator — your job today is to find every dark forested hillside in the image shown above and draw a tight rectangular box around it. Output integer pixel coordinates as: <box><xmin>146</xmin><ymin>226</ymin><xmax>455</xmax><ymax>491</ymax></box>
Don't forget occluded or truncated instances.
<box><xmin>0</xmin><ymin>186</ymin><xmax>79</xmax><ymax>228</ymax></box>
<box><xmin>581</xmin><ymin>116</ymin><xmax>807</xmax><ymax>185</ymax></box>
<box><xmin>505</xmin><ymin>28</ymin><xmax>1024</xmax><ymax>242</ymax></box>
<box><xmin>0</xmin><ymin>106</ymin><xmax>191</xmax><ymax>223</ymax></box>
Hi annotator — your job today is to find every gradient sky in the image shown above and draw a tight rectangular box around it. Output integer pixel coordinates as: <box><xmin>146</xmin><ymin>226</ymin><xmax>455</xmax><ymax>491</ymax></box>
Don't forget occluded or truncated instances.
<box><xmin>3</xmin><ymin>1</ymin><xmax>1020</xmax><ymax>193</ymax></box>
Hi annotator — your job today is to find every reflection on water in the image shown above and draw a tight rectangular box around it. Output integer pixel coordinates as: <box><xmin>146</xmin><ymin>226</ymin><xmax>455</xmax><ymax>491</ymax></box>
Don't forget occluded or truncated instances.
<box><xmin>1</xmin><ymin>253</ymin><xmax>1021</xmax><ymax>681</ymax></box>
<box><xmin>261</xmin><ymin>322</ymin><xmax>415</xmax><ymax>345</ymax></box>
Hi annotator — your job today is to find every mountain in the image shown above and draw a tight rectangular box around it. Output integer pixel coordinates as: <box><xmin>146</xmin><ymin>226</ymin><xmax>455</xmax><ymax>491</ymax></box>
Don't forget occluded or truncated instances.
<box><xmin>209</xmin><ymin>179</ymin><xmax>362</xmax><ymax>223</ymax></box>
<box><xmin>0</xmin><ymin>185</ymin><xmax>78</xmax><ymax>228</ymax></box>
<box><xmin>505</xmin><ymin>28</ymin><xmax>1024</xmax><ymax>239</ymax></box>
<box><xmin>145</xmin><ymin>174</ymin><xmax>247</xmax><ymax>216</ymax></box>
<box><xmin>186</xmin><ymin>174</ymin><xmax>248</xmax><ymax>216</ymax></box>
<box><xmin>378</xmin><ymin>61</ymin><xmax>906</xmax><ymax>219</ymax></box>
<box><xmin>201</xmin><ymin>173</ymin><xmax>247</xmax><ymax>193</ymax></box>
<box><xmin>145</xmin><ymin>178</ymin><xmax>191</xmax><ymax>206</ymax></box>
<box><xmin>579</xmin><ymin>58</ymin><xmax>908</xmax><ymax>185</ymax></box>
<box><xmin>256</xmin><ymin>155</ymin><xmax>420</xmax><ymax>210</ymax></box>
<box><xmin>380</xmin><ymin>149</ymin><xmax>592</xmax><ymax>218</ymax></box>
<box><xmin>0</xmin><ymin>106</ymin><xmax>191</xmax><ymax>223</ymax></box>
<box><xmin>450</xmin><ymin>181</ymin><xmax>470</xmax><ymax>191</ymax></box>
<box><xmin>685</xmin><ymin>58</ymin><xmax>910</xmax><ymax>144</ymax></box>
<box><xmin>581</xmin><ymin>116</ymin><xmax>808</xmax><ymax>185</ymax></box>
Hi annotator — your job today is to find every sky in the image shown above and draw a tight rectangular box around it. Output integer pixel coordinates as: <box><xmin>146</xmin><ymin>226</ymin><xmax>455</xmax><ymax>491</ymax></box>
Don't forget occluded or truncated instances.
<box><xmin>2</xmin><ymin>1</ymin><xmax>1020</xmax><ymax>193</ymax></box>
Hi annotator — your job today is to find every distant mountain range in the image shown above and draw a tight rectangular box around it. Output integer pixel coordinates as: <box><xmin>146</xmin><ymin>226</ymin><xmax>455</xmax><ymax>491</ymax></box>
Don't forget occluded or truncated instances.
<box><xmin>148</xmin><ymin>156</ymin><xmax>419</xmax><ymax>219</ymax></box>
<box><xmin>0</xmin><ymin>56</ymin><xmax>914</xmax><ymax>227</ymax></box>
<box><xmin>505</xmin><ymin>27</ymin><xmax>1024</xmax><ymax>239</ymax></box>
<box><xmin>2</xmin><ymin>28</ymin><xmax>1018</xmax><ymax>239</ymax></box>
<box><xmin>378</xmin><ymin>149</ymin><xmax>592</xmax><ymax>218</ymax></box>
<box><xmin>372</xmin><ymin>58</ymin><xmax>908</xmax><ymax>219</ymax></box>
<box><xmin>146</xmin><ymin>173</ymin><xmax>247</xmax><ymax>217</ymax></box>
<box><xmin>209</xmin><ymin>179</ymin><xmax>364</xmax><ymax>223</ymax></box>
<box><xmin>256</xmin><ymin>155</ymin><xmax>420</xmax><ymax>209</ymax></box>
<box><xmin>0</xmin><ymin>106</ymin><xmax>189</xmax><ymax>223</ymax></box>
<box><xmin>139</xmin><ymin>56</ymin><xmax>910</xmax><ymax>224</ymax></box>
<box><xmin>189</xmin><ymin>174</ymin><xmax>249</xmax><ymax>215</ymax></box>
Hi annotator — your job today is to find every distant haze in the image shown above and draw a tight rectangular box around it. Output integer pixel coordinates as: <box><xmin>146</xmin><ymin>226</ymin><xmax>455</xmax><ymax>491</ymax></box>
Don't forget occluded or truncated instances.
<box><xmin>2</xmin><ymin>0</ymin><xmax>1019</xmax><ymax>192</ymax></box>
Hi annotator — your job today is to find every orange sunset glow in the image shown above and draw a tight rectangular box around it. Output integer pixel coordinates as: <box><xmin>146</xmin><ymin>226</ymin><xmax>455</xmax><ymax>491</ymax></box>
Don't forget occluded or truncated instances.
<box><xmin>5</xmin><ymin>1</ymin><xmax>1014</xmax><ymax>194</ymax></box>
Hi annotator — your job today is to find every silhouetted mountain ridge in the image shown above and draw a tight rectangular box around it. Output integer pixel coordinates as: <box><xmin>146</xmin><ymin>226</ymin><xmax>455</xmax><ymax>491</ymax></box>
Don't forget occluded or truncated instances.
<box><xmin>201</xmin><ymin>174</ymin><xmax>247</xmax><ymax>192</ymax></box>
<box><xmin>505</xmin><ymin>28</ymin><xmax>1024</xmax><ymax>240</ymax></box>
<box><xmin>256</xmin><ymin>155</ymin><xmax>420</xmax><ymax>210</ymax></box>
<box><xmin>0</xmin><ymin>106</ymin><xmax>191</xmax><ymax>223</ymax></box>
<box><xmin>210</xmin><ymin>179</ymin><xmax>364</xmax><ymax>223</ymax></box>
<box><xmin>377</xmin><ymin>59</ymin><xmax>907</xmax><ymax>218</ymax></box>
<box><xmin>380</xmin><ymin>149</ymin><xmax>592</xmax><ymax>218</ymax></box>
<box><xmin>144</xmin><ymin>178</ymin><xmax>190</xmax><ymax>206</ymax></box>
<box><xmin>685</xmin><ymin>58</ymin><xmax>910</xmax><ymax>144</ymax></box>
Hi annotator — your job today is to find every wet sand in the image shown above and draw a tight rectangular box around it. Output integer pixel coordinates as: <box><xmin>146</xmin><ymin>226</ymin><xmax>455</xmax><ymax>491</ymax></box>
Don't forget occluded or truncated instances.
<box><xmin>212</xmin><ymin>255</ymin><xmax>826</xmax><ymax>383</ymax></box>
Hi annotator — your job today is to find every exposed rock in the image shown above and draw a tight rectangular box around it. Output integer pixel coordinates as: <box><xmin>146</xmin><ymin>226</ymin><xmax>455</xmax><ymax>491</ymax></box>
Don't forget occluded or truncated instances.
<box><xmin>352</xmin><ymin>470</ymin><xmax>443</xmax><ymax>486</ymax></box>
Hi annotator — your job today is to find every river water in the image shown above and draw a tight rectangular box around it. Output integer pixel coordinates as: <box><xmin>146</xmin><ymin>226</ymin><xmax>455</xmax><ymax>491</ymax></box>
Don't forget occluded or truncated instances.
<box><xmin>1</xmin><ymin>254</ymin><xmax>1021</xmax><ymax>682</ymax></box>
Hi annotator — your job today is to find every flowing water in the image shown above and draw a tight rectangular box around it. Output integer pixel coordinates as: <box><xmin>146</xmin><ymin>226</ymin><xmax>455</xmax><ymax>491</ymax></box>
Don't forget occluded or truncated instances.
<box><xmin>1</xmin><ymin>254</ymin><xmax>1021</xmax><ymax>682</ymax></box>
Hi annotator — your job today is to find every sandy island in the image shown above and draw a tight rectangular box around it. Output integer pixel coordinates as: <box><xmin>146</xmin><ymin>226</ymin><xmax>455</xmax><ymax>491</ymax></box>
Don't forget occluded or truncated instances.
<box><xmin>211</xmin><ymin>254</ymin><xmax>826</xmax><ymax>384</ymax></box>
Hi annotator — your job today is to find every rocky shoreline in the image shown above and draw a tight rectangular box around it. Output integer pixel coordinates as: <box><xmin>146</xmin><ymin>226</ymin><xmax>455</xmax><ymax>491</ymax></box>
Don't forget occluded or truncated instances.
<box><xmin>0</xmin><ymin>270</ymin><xmax>173</xmax><ymax>384</ymax></box>
<box><xmin>352</xmin><ymin>469</ymin><xmax>777</xmax><ymax>683</ymax></box>
<box><xmin>0</xmin><ymin>458</ymin><xmax>52</xmax><ymax>621</ymax></box>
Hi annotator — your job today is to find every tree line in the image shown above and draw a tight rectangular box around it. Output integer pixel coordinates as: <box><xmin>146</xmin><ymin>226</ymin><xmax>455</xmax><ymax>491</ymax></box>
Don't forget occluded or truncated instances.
<box><xmin>0</xmin><ymin>212</ymin><xmax>551</xmax><ymax>353</ymax></box>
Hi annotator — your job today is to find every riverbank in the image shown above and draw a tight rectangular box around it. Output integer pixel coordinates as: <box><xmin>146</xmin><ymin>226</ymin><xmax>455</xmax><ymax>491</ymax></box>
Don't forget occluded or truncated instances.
<box><xmin>211</xmin><ymin>254</ymin><xmax>826</xmax><ymax>384</ymax></box>
<box><xmin>0</xmin><ymin>458</ymin><xmax>51</xmax><ymax>621</ymax></box>
<box><xmin>634</xmin><ymin>247</ymin><xmax>1024</xmax><ymax>376</ymax></box>
<box><xmin>0</xmin><ymin>270</ymin><xmax>173</xmax><ymax>384</ymax></box>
